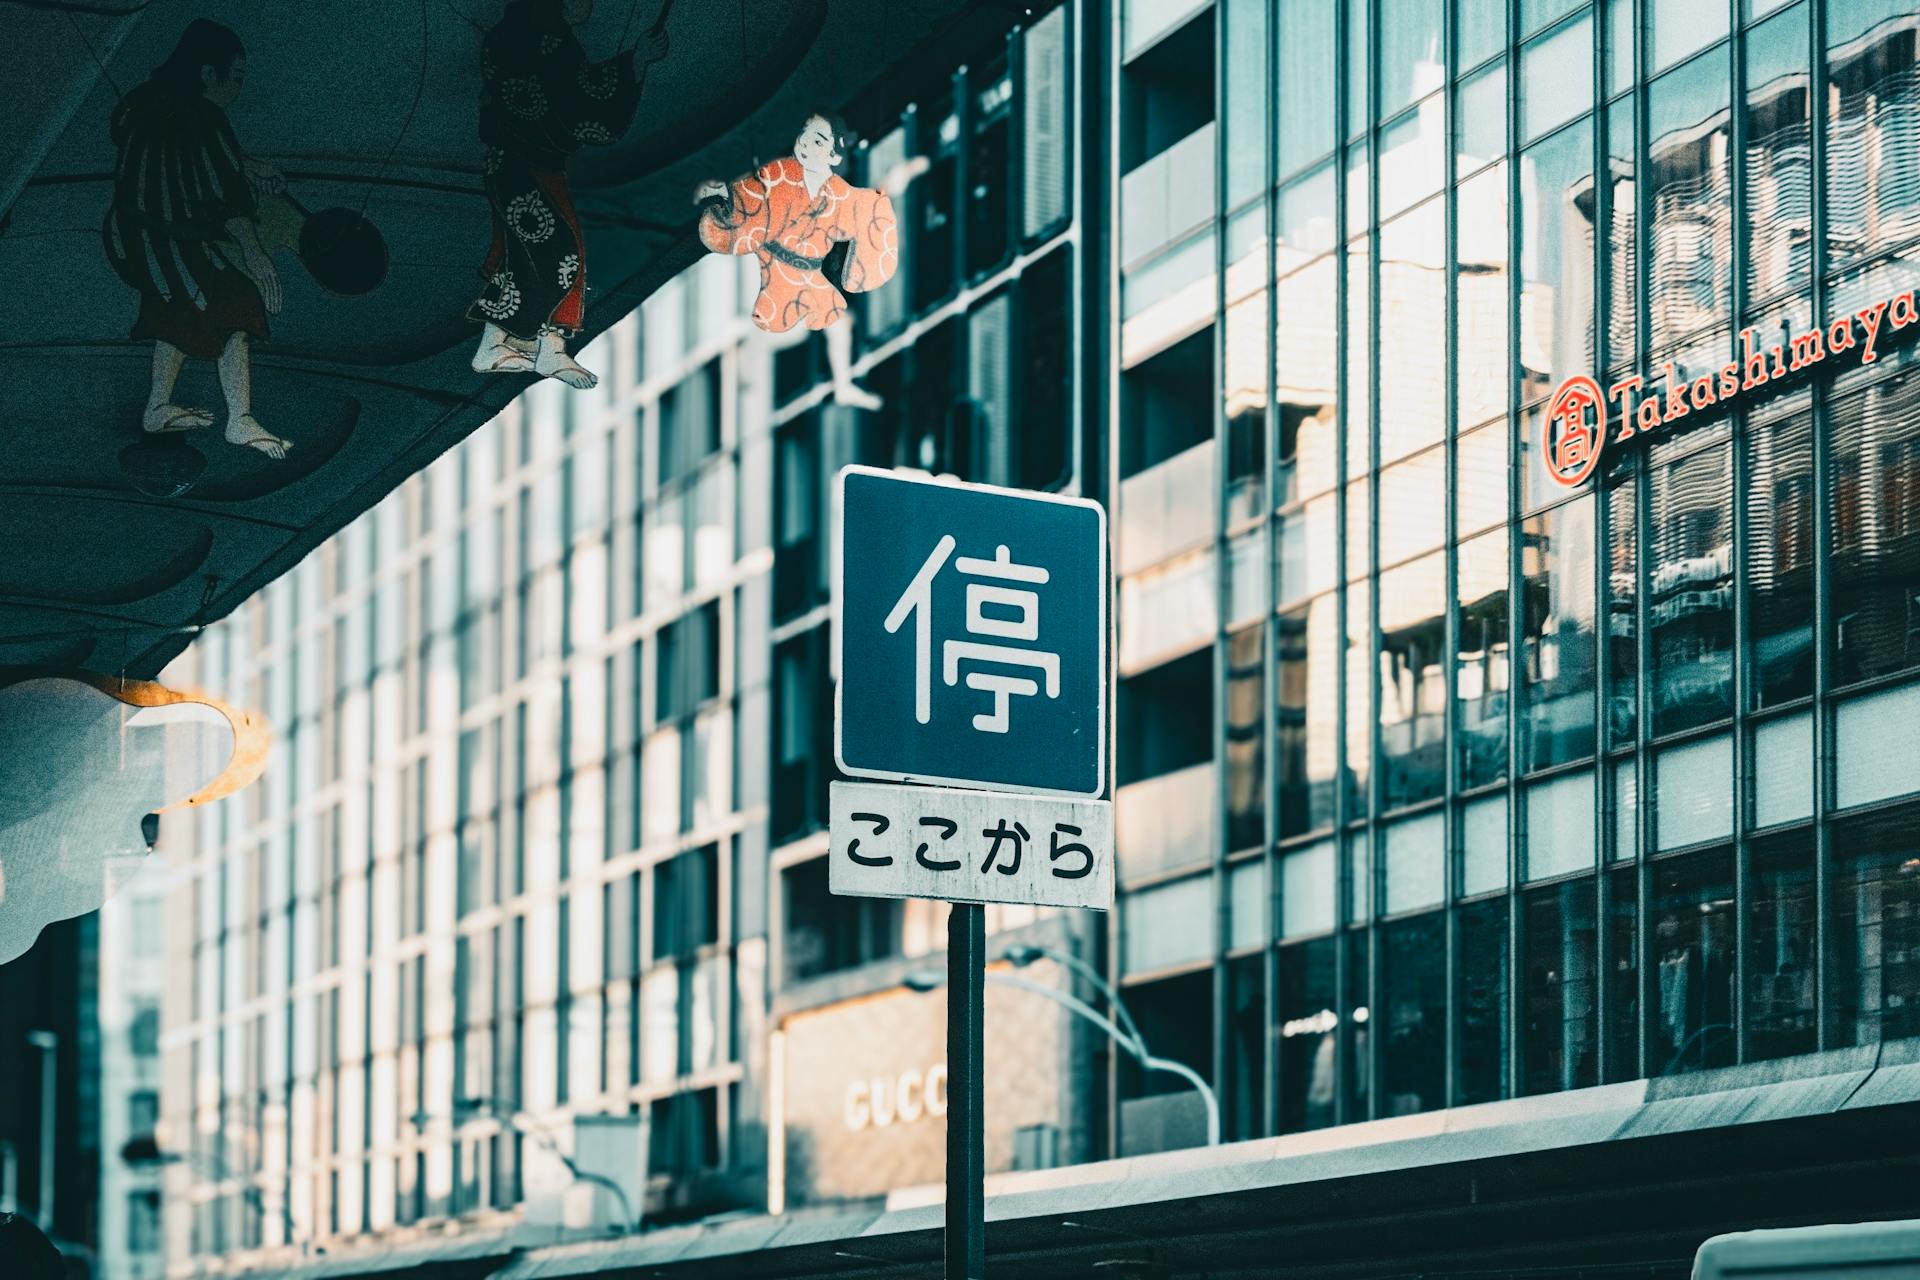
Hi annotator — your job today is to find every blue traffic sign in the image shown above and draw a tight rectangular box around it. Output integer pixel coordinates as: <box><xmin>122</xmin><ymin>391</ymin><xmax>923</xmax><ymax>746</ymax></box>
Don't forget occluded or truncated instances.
<box><xmin>835</xmin><ymin>467</ymin><xmax>1108</xmax><ymax>797</ymax></box>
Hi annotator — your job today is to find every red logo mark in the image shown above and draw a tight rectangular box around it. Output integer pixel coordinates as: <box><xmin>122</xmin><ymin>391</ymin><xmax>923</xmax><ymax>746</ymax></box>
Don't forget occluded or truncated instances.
<box><xmin>1542</xmin><ymin>375</ymin><xmax>1607</xmax><ymax>489</ymax></box>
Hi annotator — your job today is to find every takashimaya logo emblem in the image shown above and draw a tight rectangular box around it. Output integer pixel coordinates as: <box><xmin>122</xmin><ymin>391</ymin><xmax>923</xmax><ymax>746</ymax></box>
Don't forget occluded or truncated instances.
<box><xmin>1539</xmin><ymin>286</ymin><xmax>1919</xmax><ymax>490</ymax></box>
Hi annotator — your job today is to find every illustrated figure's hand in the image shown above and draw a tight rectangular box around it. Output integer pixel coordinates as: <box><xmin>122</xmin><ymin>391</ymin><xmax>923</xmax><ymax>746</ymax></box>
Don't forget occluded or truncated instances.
<box><xmin>244</xmin><ymin>245</ymin><xmax>283</xmax><ymax>314</ymax></box>
<box><xmin>693</xmin><ymin>179</ymin><xmax>728</xmax><ymax>205</ymax></box>
<box><xmin>641</xmin><ymin>27</ymin><xmax>670</xmax><ymax>64</ymax></box>
<box><xmin>882</xmin><ymin>154</ymin><xmax>932</xmax><ymax>199</ymax></box>
<box><xmin>244</xmin><ymin>158</ymin><xmax>286</xmax><ymax>197</ymax></box>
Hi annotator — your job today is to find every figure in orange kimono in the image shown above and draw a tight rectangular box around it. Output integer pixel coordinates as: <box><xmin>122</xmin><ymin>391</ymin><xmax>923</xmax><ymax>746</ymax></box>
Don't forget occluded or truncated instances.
<box><xmin>695</xmin><ymin>114</ymin><xmax>926</xmax><ymax>409</ymax></box>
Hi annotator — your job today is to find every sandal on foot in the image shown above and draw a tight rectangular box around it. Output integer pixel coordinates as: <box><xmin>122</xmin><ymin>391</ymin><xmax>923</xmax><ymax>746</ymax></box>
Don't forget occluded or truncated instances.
<box><xmin>142</xmin><ymin>404</ymin><xmax>215</xmax><ymax>434</ymax></box>
<box><xmin>226</xmin><ymin>414</ymin><xmax>293</xmax><ymax>460</ymax></box>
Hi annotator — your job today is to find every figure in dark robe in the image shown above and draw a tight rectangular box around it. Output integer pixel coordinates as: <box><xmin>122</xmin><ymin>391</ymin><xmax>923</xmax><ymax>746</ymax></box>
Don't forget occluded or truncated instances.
<box><xmin>469</xmin><ymin>0</ymin><xmax>668</xmax><ymax>389</ymax></box>
<box><xmin>694</xmin><ymin>114</ymin><xmax>927</xmax><ymax>409</ymax></box>
<box><xmin>102</xmin><ymin>19</ymin><xmax>292</xmax><ymax>458</ymax></box>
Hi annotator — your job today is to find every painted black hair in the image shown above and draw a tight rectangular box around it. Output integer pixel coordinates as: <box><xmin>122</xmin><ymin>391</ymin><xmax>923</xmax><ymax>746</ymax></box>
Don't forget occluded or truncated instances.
<box><xmin>149</xmin><ymin>19</ymin><xmax>245</xmax><ymax>97</ymax></box>
<box><xmin>799</xmin><ymin>109</ymin><xmax>854</xmax><ymax>173</ymax></box>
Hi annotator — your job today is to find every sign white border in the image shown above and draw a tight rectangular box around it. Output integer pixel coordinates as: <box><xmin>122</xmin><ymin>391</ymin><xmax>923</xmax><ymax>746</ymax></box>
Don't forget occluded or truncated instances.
<box><xmin>832</xmin><ymin>464</ymin><xmax>1109</xmax><ymax>798</ymax></box>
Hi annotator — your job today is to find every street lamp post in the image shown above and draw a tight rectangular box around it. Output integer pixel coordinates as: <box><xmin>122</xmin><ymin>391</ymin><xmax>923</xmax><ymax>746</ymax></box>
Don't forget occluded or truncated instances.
<box><xmin>904</xmin><ymin>949</ymin><xmax>1221</xmax><ymax>1148</ymax></box>
<box><xmin>419</xmin><ymin>1096</ymin><xmax>641</xmax><ymax>1234</ymax></box>
<box><xmin>25</xmin><ymin>1031</ymin><xmax>56</xmax><ymax>1233</ymax></box>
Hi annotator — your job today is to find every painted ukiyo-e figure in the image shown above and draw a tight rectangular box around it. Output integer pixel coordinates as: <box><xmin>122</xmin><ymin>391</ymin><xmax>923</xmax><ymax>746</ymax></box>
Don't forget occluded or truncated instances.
<box><xmin>103</xmin><ymin>20</ymin><xmax>294</xmax><ymax>459</ymax></box>
<box><xmin>469</xmin><ymin>0</ymin><xmax>669</xmax><ymax>389</ymax></box>
<box><xmin>695</xmin><ymin>114</ymin><xmax>927</xmax><ymax>409</ymax></box>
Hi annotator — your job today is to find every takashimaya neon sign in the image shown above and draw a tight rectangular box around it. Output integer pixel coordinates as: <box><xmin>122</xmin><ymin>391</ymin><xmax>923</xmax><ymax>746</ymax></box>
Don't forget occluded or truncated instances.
<box><xmin>1540</xmin><ymin>288</ymin><xmax>1920</xmax><ymax>489</ymax></box>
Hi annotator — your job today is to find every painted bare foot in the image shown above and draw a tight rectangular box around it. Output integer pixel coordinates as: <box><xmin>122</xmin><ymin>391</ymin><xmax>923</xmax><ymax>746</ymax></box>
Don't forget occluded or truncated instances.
<box><xmin>534</xmin><ymin>329</ymin><xmax>597</xmax><ymax>389</ymax></box>
<box><xmin>472</xmin><ymin>324</ymin><xmax>536</xmax><ymax>374</ymax></box>
<box><xmin>833</xmin><ymin>378</ymin><xmax>884</xmax><ymax>412</ymax></box>
<box><xmin>226</xmin><ymin>414</ymin><xmax>293</xmax><ymax>460</ymax></box>
<box><xmin>142</xmin><ymin>403</ymin><xmax>215</xmax><ymax>434</ymax></box>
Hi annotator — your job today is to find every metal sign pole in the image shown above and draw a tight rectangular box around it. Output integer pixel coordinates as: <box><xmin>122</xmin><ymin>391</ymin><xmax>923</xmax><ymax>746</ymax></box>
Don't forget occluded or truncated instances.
<box><xmin>946</xmin><ymin>901</ymin><xmax>986</xmax><ymax>1280</ymax></box>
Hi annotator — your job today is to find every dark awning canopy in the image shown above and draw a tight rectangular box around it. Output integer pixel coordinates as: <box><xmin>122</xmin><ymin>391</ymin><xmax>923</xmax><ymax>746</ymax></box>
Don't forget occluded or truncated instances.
<box><xmin>0</xmin><ymin>0</ymin><xmax>976</xmax><ymax>678</ymax></box>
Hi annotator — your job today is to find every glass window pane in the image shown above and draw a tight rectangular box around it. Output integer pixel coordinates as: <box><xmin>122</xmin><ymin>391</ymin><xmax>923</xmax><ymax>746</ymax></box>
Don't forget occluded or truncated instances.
<box><xmin>1605</xmin><ymin>95</ymin><xmax>1638</xmax><ymax>368</ymax></box>
<box><xmin>1647</xmin><ymin>51</ymin><xmax>1734</xmax><ymax>354</ymax></box>
<box><xmin>1458</xmin><ymin>0</ymin><xmax>1507</xmax><ymax>70</ymax></box>
<box><xmin>1604</xmin><ymin>863</ymin><xmax>1638</xmax><ymax>1080</ymax></box>
<box><xmin>1520</xmin><ymin>14</ymin><xmax>1594</xmax><ymax>143</ymax></box>
<box><xmin>1277</xmin><ymin>494</ymin><xmax>1339</xmax><ymax>604</ymax></box>
<box><xmin>1224</xmin><ymin>0</ymin><xmax>1269</xmax><ymax>205</ymax></box>
<box><xmin>1604</xmin><ymin>481</ymin><xmax>1637</xmax><ymax>746</ymax></box>
<box><xmin>1278</xmin><ymin>599</ymin><xmax>1340</xmax><ymax>836</ymax></box>
<box><xmin>1744</xmin><ymin>7</ymin><xmax>1812</xmax><ymax>308</ymax></box>
<box><xmin>1754</xmin><ymin>710</ymin><xmax>1814</xmax><ymax>828</ymax></box>
<box><xmin>1346</xmin><ymin>588</ymin><xmax>1372</xmax><ymax>813</ymax></box>
<box><xmin>1748</xmin><ymin>832</ymin><xmax>1817</xmax><ymax>1061</ymax></box>
<box><xmin>1657</xmin><ymin>731</ymin><xmax>1735</xmax><ymax>849</ymax></box>
<box><xmin>1519</xmin><ymin>118</ymin><xmax>1596</xmax><ymax>407</ymax></box>
<box><xmin>1458</xmin><ymin>527</ymin><xmax>1513</xmax><ymax>790</ymax></box>
<box><xmin>1278</xmin><ymin>0</ymin><xmax>1338</xmax><ymax>176</ymax></box>
<box><xmin>1226</xmin><ymin>287</ymin><xmax>1269</xmax><ymax>520</ymax></box>
<box><xmin>1835</xmin><ymin>683</ymin><xmax>1920</xmax><ymax>810</ymax></box>
<box><xmin>1123</xmin><ymin>875</ymin><xmax>1215</xmax><ymax>975</ymax></box>
<box><xmin>1379</xmin><ymin>200</ymin><xmax>1447</xmax><ymax>462</ymax></box>
<box><xmin>1277</xmin><ymin>937</ymin><xmax>1338</xmax><ymax>1131</ymax></box>
<box><xmin>1380</xmin><ymin>554</ymin><xmax>1448</xmax><ymax>809</ymax></box>
<box><xmin>1346</xmin><ymin>234</ymin><xmax>1370</xmax><ymax>479</ymax></box>
<box><xmin>1462</xmin><ymin>793</ymin><xmax>1511</xmax><ymax>896</ymax></box>
<box><xmin>1605</xmin><ymin>0</ymin><xmax>1633</xmax><ymax>97</ymax></box>
<box><xmin>1457</xmin><ymin>165</ymin><xmax>1511</xmax><ymax>430</ymax></box>
<box><xmin>1379</xmin><ymin>447</ymin><xmax>1446</xmax><ymax>566</ymax></box>
<box><xmin>1457</xmin><ymin>61</ymin><xmax>1508</xmax><ymax>174</ymax></box>
<box><xmin>1381</xmin><ymin>913</ymin><xmax>1447</xmax><ymax>1114</ymax></box>
<box><xmin>1650</xmin><ymin>443</ymin><xmax>1733</xmax><ymax>734</ymax></box>
<box><xmin>1747</xmin><ymin>392</ymin><xmax>1814</xmax><ymax>707</ymax></box>
<box><xmin>1522</xmin><ymin>878</ymin><xmax>1598</xmax><ymax>1093</ymax></box>
<box><xmin>1459</xmin><ymin>419</ymin><xmax>1511</xmax><ymax>537</ymax></box>
<box><xmin>1457</xmin><ymin>897</ymin><xmax>1512</xmax><ymax>1104</ymax></box>
<box><xmin>1650</xmin><ymin>0</ymin><xmax>1728</xmax><ymax>72</ymax></box>
<box><xmin>1521</xmin><ymin>0</ymin><xmax>1584</xmax><ymax>38</ymax></box>
<box><xmin>1226</xmin><ymin>626</ymin><xmax>1266</xmax><ymax>850</ymax></box>
<box><xmin>1828</xmin><ymin>801</ymin><xmax>1920</xmax><ymax>1047</ymax></box>
<box><xmin>1278</xmin><ymin>163</ymin><xmax>1339</xmax><ymax>266</ymax></box>
<box><xmin>1651</xmin><ymin>850</ymin><xmax>1736</xmax><ymax>1073</ymax></box>
<box><xmin>1282</xmin><ymin>840</ymin><xmax>1337</xmax><ymax>938</ymax></box>
<box><xmin>1381</xmin><ymin>0</ymin><xmax>1445</xmax><ymax>117</ymax></box>
<box><xmin>1830</xmin><ymin>374</ymin><xmax>1920</xmax><ymax>686</ymax></box>
<box><xmin>1826</xmin><ymin>1</ymin><xmax>1920</xmax><ymax>274</ymax></box>
<box><xmin>1385</xmin><ymin>811</ymin><xmax>1446</xmax><ymax>913</ymax></box>
<box><xmin>1277</xmin><ymin>256</ymin><xmax>1341</xmax><ymax>502</ymax></box>
<box><xmin>1229</xmin><ymin>860</ymin><xmax>1268</xmax><ymax>952</ymax></box>
<box><xmin>1346</xmin><ymin>477</ymin><xmax>1370</xmax><ymax>582</ymax></box>
<box><xmin>1347</xmin><ymin>0</ymin><xmax>1371</xmax><ymax>132</ymax></box>
<box><xmin>1381</xmin><ymin>100</ymin><xmax>1447</xmax><ymax>218</ymax></box>
<box><xmin>1525</xmin><ymin>769</ymin><xmax>1597</xmax><ymax>880</ymax></box>
<box><xmin>1521</xmin><ymin>495</ymin><xmax>1599</xmax><ymax>770</ymax></box>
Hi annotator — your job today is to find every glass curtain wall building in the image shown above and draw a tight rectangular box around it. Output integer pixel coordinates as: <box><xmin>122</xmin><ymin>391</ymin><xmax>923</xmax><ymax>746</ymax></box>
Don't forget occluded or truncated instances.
<box><xmin>1110</xmin><ymin>0</ymin><xmax>1920</xmax><ymax>1144</ymax></box>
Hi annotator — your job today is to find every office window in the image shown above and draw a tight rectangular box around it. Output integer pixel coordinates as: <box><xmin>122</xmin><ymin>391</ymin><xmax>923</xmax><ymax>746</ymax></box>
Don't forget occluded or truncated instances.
<box><xmin>1748</xmin><ymin>831</ymin><xmax>1818</xmax><ymax>1061</ymax></box>
<box><xmin>1830</xmin><ymin>373</ymin><xmax>1920</xmax><ymax>686</ymax></box>
<box><xmin>1826</xmin><ymin>0</ymin><xmax>1920</xmax><ymax>273</ymax></box>
<box><xmin>656</xmin><ymin>601</ymin><xmax>720</xmax><ymax>725</ymax></box>
<box><xmin>1521</xmin><ymin>878</ymin><xmax>1598</xmax><ymax>1095</ymax></box>
<box><xmin>130</xmin><ymin>999</ymin><xmax>161</xmax><ymax>1055</ymax></box>
<box><xmin>1380</xmin><ymin>912</ymin><xmax>1446</xmax><ymax>1116</ymax></box>
<box><xmin>782</xmin><ymin>857</ymin><xmax>900</xmax><ymax>983</ymax></box>
<box><xmin>1520</xmin><ymin>14</ymin><xmax>1594</xmax><ymax>144</ymax></box>
<box><xmin>1225</xmin><ymin>626</ymin><xmax>1266</xmax><ymax>852</ymax></box>
<box><xmin>1520</xmin><ymin>495</ymin><xmax>1598</xmax><ymax>772</ymax></box>
<box><xmin>1519</xmin><ymin>117</ymin><xmax>1596</xmax><ymax>406</ymax></box>
<box><xmin>1748</xmin><ymin>392</ymin><xmax>1815</xmax><ymax>706</ymax></box>
<box><xmin>1650</xmin><ymin>443</ymin><xmax>1734</xmax><ymax>734</ymax></box>
<box><xmin>129</xmin><ymin>1088</ymin><xmax>160</xmax><ymax>1136</ymax></box>
<box><xmin>1648</xmin><ymin>49</ymin><xmax>1734</xmax><ymax>355</ymax></box>
<box><xmin>653</xmin><ymin>844</ymin><xmax>719</xmax><ymax>963</ymax></box>
<box><xmin>659</xmin><ymin>360</ymin><xmax>721</xmax><ymax>489</ymax></box>
<box><xmin>1277</xmin><ymin>936</ymin><xmax>1337</xmax><ymax>1133</ymax></box>
<box><xmin>1277</xmin><ymin>0</ymin><xmax>1337</xmax><ymax>178</ymax></box>
<box><xmin>1651</xmin><ymin>851</ymin><xmax>1737</xmax><ymax>1073</ymax></box>
<box><xmin>1828</xmin><ymin>801</ymin><xmax>1920</xmax><ymax>1048</ymax></box>
<box><xmin>1457</xmin><ymin>897</ymin><xmax>1510</xmax><ymax>1105</ymax></box>
<box><xmin>1457</xmin><ymin>528</ymin><xmax>1511</xmax><ymax>791</ymax></box>
<box><xmin>1745</xmin><ymin>8</ymin><xmax>1812</xmax><ymax>309</ymax></box>
<box><xmin>1379</xmin><ymin>554</ymin><xmax>1447</xmax><ymax>809</ymax></box>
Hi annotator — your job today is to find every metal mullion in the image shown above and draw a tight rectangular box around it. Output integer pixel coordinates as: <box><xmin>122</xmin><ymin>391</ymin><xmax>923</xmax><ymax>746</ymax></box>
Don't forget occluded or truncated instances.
<box><xmin>1503</xmin><ymin>0</ymin><xmax>1525</xmax><ymax>1099</ymax></box>
<box><xmin>1632</xmin><ymin>0</ymin><xmax>1657</xmax><ymax>1084</ymax></box>
<box><xmin>1728</xmin><ymin>17</ymin><xmax>1752</xmax><ymax>1066</ymax></box>
<box><xmin>1262</xmin><ymin>0</ymin><xmax>1283</xmax><ymax>1141</ymax></box>
<box><xmin>1330</xmin><ymin>0</ymin><xmax>1355</xmax><ymax>1129</ymax></box>
<box><xmin>1440</xmin><ymin>0</ymin><xmax>1461</xmax><ymax>1112</ymax></box>
<box><xmin>1211</xmin><ymin>0</ymin><xmax>1232</xmax><ymax>1140</ymax></box>
<box><xmin>1592</xmin><ymin>0</ymin><xmax>1615</xmax><ymax>1087</ymax></box>
<box><xmin>1807</xmin><ymin>0</ymin><xmax>1833</xmax><ymax>1052</ymax></box>
<box><xmin>1362</xmin><ymin>0</ymin><xmax>1383</xmax><ymax>1124</ymax></box>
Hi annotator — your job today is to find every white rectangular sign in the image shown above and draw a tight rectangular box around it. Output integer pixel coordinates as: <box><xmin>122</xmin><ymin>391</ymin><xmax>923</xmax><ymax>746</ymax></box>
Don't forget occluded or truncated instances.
<box><xmin>829</xmin><ymin>781</ymin><xmax>1114</xmax><ymax>911</ymax></box>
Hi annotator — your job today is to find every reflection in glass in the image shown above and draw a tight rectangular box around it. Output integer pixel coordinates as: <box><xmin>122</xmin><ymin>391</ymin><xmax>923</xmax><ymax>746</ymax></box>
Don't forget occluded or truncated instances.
<box><xmin>1520</xmin><ymin>495</ymin><xmax>1598</xmax><ymax>771</ymax></box>
<box><xmin>1227</xmin><ymin>952</ymin><xmax>1265</xmax><ymax>1139</ymax></box>
<box><xmin>1381</xmin><ymin>913</ymin><xmax>1446</xmax><ymax>1116</ymax></box>
<box><xmin>1277</xmin><ymin>494</ymin><xmax>1337</xmax><ymax>605</ymax></box>
<box><xmin>1748</xmin><ymin>392</ymin><xmax>1814</xmax><ymax>706</ymax></box>
<box><xmin>1458</xmin><ymin>528</ymin><xmax>1512</xmax><ymax>790</ymax></box>
<box><xmin>1226</xmin><ymin>626</ymin><xmax>1265</xmax><ymax>852</ymax></box>
<box><xmin>1379</xmin><ymin>554</ymin><xmax>1447</xmax><ymax>810</ymax></box>
<box><xmin>1226</xmin><ymin>287</ymin><xmax>1269</xmax><ymax>518</ymax></box>
<box><xmin>1522</xmin><ymin>878</ymin><xmax>1598</xmax><ymax>1095</ymax></box>
<box><xmin>1346</xmin><ymin>236</ymin><xmax>1370</xmax><ymax>479</ymax></box>
<box><xmin>1379</xmin><ymin>199</ymin><xmax>1446</xmax><ymax>464</ymax></box>
<box><xmin>1458</xmin><ymin>3</ymin><xmax>1506</xmax><ymax>78</ymax></box>
<box><xmin>1279</xmin><ymin>936</ymin><xmax>1338</xmax><ymax>1132</ymax></box>
<box><xmin>1278</xmin><ymin>599</ymin><xmax>1338</xmax><ymax>837</ymax></box>
<box><xmin>1519</xmin><ymin>119</ymin><xmax>1596</xmax><ymax>406</ymax></box>
<box><xmin>1379</xmin><ymin>448</ymin><xmax>1445</xmax><ymax>566</ymax></box>
<box><xmin>1345</xmin><ymin>477</ymin><xmax>1370</xmax><ymax>582</ymax></box>
<box><xmin>1605</xmin><ymin>480</ymin><xmax>1638</xmax><ymax>745</ymax></box>
<box><xmin>1344</xmin><ymin>930</ymin><xmax>1372</xmax><ymax>1118</ymax></box>
<box><xmin>1826</xmin><ymin>2</ymin><xmax>1920</xmax><ymax>273</ymax></box>
<box><xmin>1648</xmin><ymin>52</ymin><xmax>1733</xmax><ymax>354</ymax></box>
<box><xmin>1606</xmin><ymin>95</ymin><xmax>1638</xmax><ymax>368</ymax></box>
<box><xmin>1650</xmin><ymin>444</ymin><xmax>1733</xmax><ymax>735</ymax></box>
<box><xmin>1458</xmin><ymin>420</ymin><xmax>1510</xmax><ymax>538</ymax></box>
<box><xmin>1652</xmin><ymin>850</ymin><xmax>1736</xmax><ymax>1073</ymax></box>
<box><xmin>1605</xmin><ymin>865</ymin><xmax>1639</xmax><ymax>1082</ymax></box>
<box><xmin>1380</xmin><ymin>99</ymin><xmax>1446</xmax><ymax>219</ymax></box>
<box><xmin>1520</xmin><ymin>14</ymin><xmax>1594</xmax><ymax>144</ymax></box>
<box><xmin>1830</xmin><ymin>374</ymin><xmax>1920</xmax><ymax>686</ymax></box>
<box><xmin>1457</xmin><ymin>897</ymin><xmax>1510</xmax><ymax>1105</ymax></box>
<box><xmin>1457</xmin><ymin>62</ymin><xmax>1507</xmax><ymax>175</ymax></box>
<box><xmin>1223</xmin><ymin>0</ymin><xmax>1268</xmax><ymax>206</ymax></box>
<box><xmin>1277</xmin><ymin>256</ymin><xmax>1341</xmax><ymax>503</ymax></box>
<box><xmin>1745</xmin><ymin>8</ymin><xmax>1812</xmax><ymax>308</ymax></box>
<box><xmin>1379</xmin><ymin>0</ymin><xmax>1443</xmax><ymax>119</ymax></box>
<box><xmin>1278</xmin><ymin>0</ymin><xmax>1337</xmax><ymax>177</ymax></box>
<box><xmin>1650</xmin><ymin>0</ymin><xmax>1728</xmax><ymax>73</ymax></box>
<box><xmin>1828</xmin><ymin>802</ymin><xmax>1920</xmax><ymax>1048</ymax></box>
<box><xmin>1748</xmin><ymin>833</ymin><xmax>1817</xmax><ymax>1061</ymax></box>
<box><xmin>1346</xmin><ymin>0</ymin><xmax>1369</xmax><ymax>133</ymax></box>
<box><xmin>1346</xmin><ymin>588</ymin><xmax>1372</xmax><ymax>814</ymax></box>
<box><xmin>1456</xmin><ymin>166</ymin><xmax>1510</xmax><ymax>430</ymax></box>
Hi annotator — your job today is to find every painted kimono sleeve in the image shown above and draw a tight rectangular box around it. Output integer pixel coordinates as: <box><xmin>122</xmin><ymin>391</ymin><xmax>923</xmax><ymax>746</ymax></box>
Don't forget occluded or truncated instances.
<box><xmin>827</xmin><ymin>186</ymin><xmax>899</xmax><ymax>295</ymax></box>
<box><xmin>564</xmin><ymin>53</ymin><xmax>641</xmax><ymax>146</ymax></box>
<box><xmin>698</xmin><ymin>163</ymin><xmax>778</xmax><ymax>256</ymax></box>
